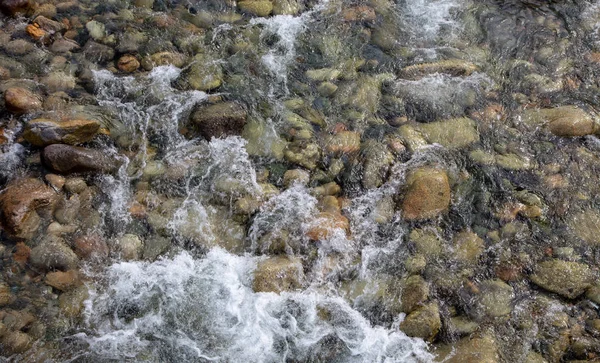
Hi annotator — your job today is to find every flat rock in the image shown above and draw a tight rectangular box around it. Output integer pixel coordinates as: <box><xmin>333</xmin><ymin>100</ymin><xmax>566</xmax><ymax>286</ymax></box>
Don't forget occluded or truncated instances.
<box><xmin>42</xmin><ymin>144</ymin><xmax>120</xmax><ymax>174</ymax></box>
<box><xmin>23</xmin><ymin>118</ymin><xmax>100</xmax><ymax>146</ymax></box>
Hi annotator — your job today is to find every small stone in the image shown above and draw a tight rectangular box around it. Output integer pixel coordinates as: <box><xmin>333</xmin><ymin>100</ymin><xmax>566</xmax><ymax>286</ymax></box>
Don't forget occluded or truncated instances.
<box><xmin>45</xmin><ymin>270</ymin><xmax>80</xmax><ymax>291</ymax></box>
<box><xmin>0</xmin><ymin>283</ymin><xmax>15</xmax><ymax>307</ymax></box>
<box><xmin>85</xmin><ymin>20</ymin><xmax>105</xmax><ymax>41</ymax></box>
<box><xmin>64</xmin><ymin>178</ymin><xmax>87</xmax><ymax>193</ymax></box>
<box><xmin>134</xmin><ymin>0</ymin><xmax>154</xmax><ymax>8</ymax></box>
<box><xmin>23</xmin><ymin>119</ymin><xmax>100</xmax><ymax>146</ymax></box>
<box><xmin>149</xmin><ymin>52</ymin><xmax>186</xmax><ymax>68</ymax></box>
<box><xmin>401</xmin><ymin>167</ymin><xmax>451</xmax><ymax>221</ymax></box>
<box><xmin>4</xmin><ymin>87</ymin><xmax>42</xmax><ymax>114</ymax></box>
<box><xmin>317</xmin><ymin>81</ymin><xmax>338</xmax><ymax>97</ymax></box>
<box><xmin>114</xmin><ymin>234</ymin><xmax>143</xmax><ymax>261</ymax></box>
<box><xmin>437</xmin><ymin>333</ymin><xmax>500</xmax><ymax>363</ymax></box>
<box><xmin>470</xmin><ymin>279</ymin><xmax>514</xmax><ymax>321</ymax></box>
<box><xmin>530</xmin><ymin>259</ymin><xmax>594</xmax><ymax>299</ymax></box>
<box><xmin>30</xmin><ymin>241</ymin><xmax>79</xmax><ymax>271</ymax></box>
<box><xmin>568</xmin><ymin>209</ymin><xmax>600</xmax><ymax>246</ymax></box>
<box><xmin>142</xmin><ymin>236</ymin><xmax>170</xmax><ymax>261</ymax></box>
<box><xmin>253</xmin><ymin>256</ymin><xmax>304</xmax><ymax>293</ymax></box>
<box><xmin>83</xmin><ymin>40</ymin><xmax>115</xmax><ymax>63</ymax></box>
<box><xmin>117</xmin><ymin>55</ymin><xmax>140</xmax><ymax>73</ymax></box>
<box><xmin>272</xmin><ymin>0</ymin><xmax>300</xmax><ymax>15</ymax></box>
<box><xmin>4</xmin><ymin>39</ymin><xmax>34</xmax><ymax>56</ymax></box>
<box><xmin>399</xmin><ymin>302</ymin><xmax>441</xmax><ymax>341</ymax></box>
<box><xmin>305</xmin><ymin>68</ymin><xmax>341</xmax><ymax>82</ymax></box>
<box><xmin>418</xmin><ymin>117</ymin><xmax>480</xmax><ymax>149</ymax></box>
<box><xmin>405</xmin><ymin>254</ymin><xmax>427</xmax><ymax>274</ymax></box>
<box><xmin>400</xmin><ymin>60</ymin><xmax>478</xmax><ymax>80</ymax></box>
<box><xmin>1</xmin><ymin>331</ymin><xmax>32</xmax><ymax>355</ymax></box>
<box><xmin>409</xmin><ymin>228</ymin><xmax>443</xmax><ymax>257</ymax></box>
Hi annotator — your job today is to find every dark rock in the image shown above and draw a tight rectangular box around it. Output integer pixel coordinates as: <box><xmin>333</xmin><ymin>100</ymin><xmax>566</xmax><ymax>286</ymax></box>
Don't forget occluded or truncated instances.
<box><xmin>83</xmin><ymin>40</ymin><xmax>115</xmax><ymax>63</ymax></box>
<box><xmin>42</xmin><ymin>144</ymin><xmax>121</xmax><ymax>174</ymax></box>
<box><xmin>0</xmin><ymin>0</ymin><xmax>31</xmax><ymax>16</ymax></box>
<box><xmin>30</xmin><ymin>240</ymin><xmax>79</xmax><ymax>271</ymax></box>
<box><xmin>191</xmin><ymin>102</ymin><xmax>247</xmax><ymax>140</ymax></box>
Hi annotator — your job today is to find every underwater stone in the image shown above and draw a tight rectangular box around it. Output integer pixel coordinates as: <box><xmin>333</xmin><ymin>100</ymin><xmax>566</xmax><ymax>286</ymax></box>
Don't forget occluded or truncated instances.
<box><xmin>418</xmin><ymin>118</ymin><xmax>480</xmax><ymax>149</ymax></box>
<box><xmin>191</xmin><ymin>102</ymin><xmax>247</xmax><ymax>140</ymax></box>
<box><xmin>253</xmin><ymin>256</ymin><xmax>304</xmax><ymax>293</ymax></box>
<box><xmin>238</xmin><ymin>0</ymin><xmax>273</xmax><ymax>17</ymax></box>
<box><xmin>521</xmin><ymin>106</ymin><xmax>599</xmax><ymax>137</ymax></box>
<box><xmin>530</xmin><ymin>259</ymin><xmax>594</xmax><ymax>299</ymax></box>
<box><xmin>4</xmin><ymin>87</ymin><xmax>41</xmax><ymax>114</ymax></box>
<box><xmin>43</xmin><ymin>144</ymin><xmax>121</xmax><ymax>174</ymax></box>
<box><xmin>401</xmin><ymin>275</ymin><xmax>430</xmax><ymax>314</ymax></box>
<box><xmin>23</xmin><ymin>119</ymin><xmax>100</xmax><ymax>146</ymax></box>
<box><xmin>30</xmin><ymin>240</ymin><xmax>79</xmax><ymax>271</ymax></box>
<box><xmin>401</xmin><ymin>167</ymin><xmax>451</xmax><ymax>221</ymax></box>
<box><xmin>399</xmin><ymin>302</ymin><xmax>441</xmax><ymax>342</ymax></box>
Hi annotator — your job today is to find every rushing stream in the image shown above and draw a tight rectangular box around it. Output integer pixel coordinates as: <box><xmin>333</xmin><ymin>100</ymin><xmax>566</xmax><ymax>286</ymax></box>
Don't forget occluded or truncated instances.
<box><xmin>1</xmin><ymin>0</ymin><xmax>600</xmax><ymax>362</ymax></box>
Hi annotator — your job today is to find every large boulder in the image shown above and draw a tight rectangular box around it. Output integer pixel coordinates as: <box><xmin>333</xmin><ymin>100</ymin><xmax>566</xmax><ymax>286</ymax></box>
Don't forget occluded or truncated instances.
<box><xmin>190</xmin><ymin>102</ymin><xmax>247</xmax><ymax>140</ymax></box>
<box><xmin>42</xmin><ymin>144</ymin><xmax>121</xmax><ymax>174</ymax></box>
<box><xmin>4</xmin><ymin>87</ymin><xmax>41</xmax><ymax>114</ymax></box>
<box><xmin>253</xmin><ymin>256</ymin><xmax>305</xmax><ymax>293</ymax></box>
<box><xmin>0</xmin><ymin>178</ymin><xmax>58</xmax><ymax>239</ymax></box>
<box><xmin>530</xmin><ymin>259</ymin><xmax>594</xmax><ymax>299</ymax></box>
<box><xmin>401</xmin><ymin>167</ymin><xmax>451</xmax><ymax>221</ymax></box>
<box><xmin>23</xmin><ymin>119</ymin><xmax>100</xmax><ymax>146</ymax></box>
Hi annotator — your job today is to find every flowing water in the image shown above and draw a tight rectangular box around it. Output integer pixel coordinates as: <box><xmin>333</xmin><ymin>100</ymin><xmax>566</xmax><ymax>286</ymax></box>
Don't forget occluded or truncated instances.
<box><xmin>2</xmin><ymin>0</ymin><xmax>600</xmax><ymax>362</ymax></box>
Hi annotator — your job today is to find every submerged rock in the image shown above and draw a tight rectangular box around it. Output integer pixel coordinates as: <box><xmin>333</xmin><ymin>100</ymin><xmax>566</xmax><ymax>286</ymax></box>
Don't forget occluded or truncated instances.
<box><xmin>568</xmin><ymin>209</ymin><xmax>600</xmax><ymax>246</ymax></box>
<box><xmin>253</xmin><ymin>256</ymin><xmax>305</xmax><ymax>293</ymax></box>
<box><xmin>23</xmin><ymin>119</ymin><xmax>100</xmax><ymax>146</ymax></box>
<box><xmin>530</xmin><ymin>259</ymin><xmax>594</xmax><ymax>299</ymax></box>
<box><xmin>469</xmin><ymin>279</ymin><xmax>514</xmax><ymax>321</ymax></box>
<box><xmin>4</xmin><ymin>87</ymin><xmax>41</xmax><ymax>114</ymax></box>
<box><xmin>436</xmin><ymin>333</ymin><xmax>500</xmax><ymax>363</ymax></box>
<box><xmin>0</xmin><ymin>178</ymin><xmax>58</xmax><ymax>239</ymax></box>
<box><xmin>0</xmin><ymin>0</ymin><xmax>32</xmax><ymax>16</ymax></box>
<box><xmin>399</xmin><ymin>302</ymin><xmax>441</xmax><ymax>341</ymax></box>
<box><xmin>401</xmin><ymin>275</ymin><xmax>430</xmax><ymax>313</ymax></box>
<box><xmin>521</xmin><ymin>106</ymin><xmax>599</xmax><ymax>137</ymax></box>
<box><xmin>30</xmin><ymin>240</ymin><xmax>79</xmax><ymax>271</ymax></box>
<box><xmin>191</xmin><ymin>102</ymin><xmax>247</xmax><ymax>140</ymax></box>
<box><xmin>401</xmin><ymin>167</ymin><xmax>451</xmax><ymax>221</ymax></box>
<box><xmin>417</xmin><ymin>118</ymin><xmax>480</xmax><ymax>149</ymax></box>
<box><xmin>42</xmin><ymin>144</ymin><xmax>120</xmax><ymax>174</ymax></box>
<box><xmin>400</xmin><ymin>60</ymin><xmax>478</xmax><ymax>80</ymax></box>
<box><xmin>238</xmin><ymin>0</ymin><xmax>273</xmax><ymax>17</ymax></box>
<box><xmin>325</xmin><ymin>131</ymin><xmax>361</xmax><ymax>154</ymax></box>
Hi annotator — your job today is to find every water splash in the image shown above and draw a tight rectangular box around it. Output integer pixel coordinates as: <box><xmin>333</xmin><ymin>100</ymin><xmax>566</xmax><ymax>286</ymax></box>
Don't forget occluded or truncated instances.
<box><xmin>77</xmin><ymin>249</ymin><xmax>433</xmax><ymax>362</ymax></box>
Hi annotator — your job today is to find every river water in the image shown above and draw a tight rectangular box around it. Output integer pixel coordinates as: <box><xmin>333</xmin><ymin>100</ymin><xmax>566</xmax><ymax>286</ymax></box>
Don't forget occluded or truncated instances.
<box><xmin>1</xmin><ymin>0</ymin><xmax>600</xmax><ymax>362</ymax></box>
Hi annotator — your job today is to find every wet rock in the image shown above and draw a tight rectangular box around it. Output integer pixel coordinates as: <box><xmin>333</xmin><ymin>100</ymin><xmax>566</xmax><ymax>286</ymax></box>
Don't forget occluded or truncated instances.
<box><xmin>283</xmin><ymin>169</ymin><xmax>310</xmax><ymax>187</ymax></box>
<box><xmin>134</xmin><ymin>0</ymin><xmax>154</xmax><ymax>8</ymax></box>
<box><xmin>178</xmin><ymin>54</ymin><xmax>222</xmax><ymax>91</ymax></box>
<box><xmin>469</xmin><ymin>279</ymin><xmax>514</xmax><ymax>321</ymax></box>
<box><xmin>142</xmin><ymin>236</ymin><xmax>170</xmax><ymax>261</ymax></box>
<box><xmin>342</xmin><ymin>6</ymin><xmax>376</xmax><ymax>22</ymax></box>
<box><xmin>401</xmin><ymin>275</ymin><xmax>430</xmax><ymax>313</ymax></box>
<box><xmin>452</xmin><ymin>231</ymin><xmax>484</xmax><ymax>264</ymax></box>
<box><xmin>114</xmin><ymin>234</ymin><xmax>143</xmax><ymax>261</ymax></box>
<box><xmin>449</xmin><ymin>316</ymin><xmax>479</xmax><ymax>336</ymax></box>
<box><xmin>317</xmin><ymin>81</ymin><xmax>338</xmax><ymax>97</ymax></box>
<box><xmin>83</xmin><ymin>40</ymin><xmax>115</xmax><ymax>63</ymax></box>
<box><xmin>401</xmin><ymin>167</ymin><xmax>451</xmax><ymax>221</ymax></box>
<box><xmin>521</xmin><ymin>106</ymin><xmax>599</xmax><ymax>137</ymax></box>
<box><xmin>4</xmin><ymin>87</ymin><xmax>42</xmax><ymax>114</ymax></box>
<box><xmin>191</xmin><ymin>102</ymin><xmax>247</xmax><ymax>140</ymax></box>
<box><xmin>253</xmin><ymin>256</ymin><xmax>305</xmax><ymax>293</ymax></box>
<box><xmin>117</xmin><ymin>55</ymin><xmax>140</xmax><ymax>73</ymax></box>
<box><xmin>417</xmin><ymin>118</ymin><xmax>480</xmax><ymax>149</ymax></box>
<box><xmin>325</xmin><ymin>131</ymin><xmax>361</xmax><ymax>154</ymax></box>
<box><xmin>23</xmin><ymin>119</ymin><xmax>100</xmax><ymax>146</ymax></box>
<box><xmin>305</xmin><ymin>68</ymin><xmax>341</xmax><ymax>82</ymax></box>
<box><xmin>41</xmin><ymin>72</ymin><xmax>77</xmax><ymax>93</ymax></box>
<box><xmin>54</xmin><ymin>195</ymin><xmax>80</xmax><ymax>224</ymax></box>
<box><xmin>42</xmin><ymin>144</ymin><xmax>121</xmax><ymax>174</ymax></box>
<box><xmin>272</xmin><ymin>0</ymin><xmax>299</xmax><ymax>15</ymax></box>
<box><xmin>45</xmin><ymin>270</ymin><xmax>80</xmax><ymax>291</ymax></box>
<box><xmin>1</xmin><ymin>331</ymin><xmax>32</xmax><ymax>355</ymax></box>
<box><xmin>409</xmin><ymin>227</ymin><xmax>443</xmax><ymax>257</ymax></box>
<box><xmin>58</xmin><ymin>285</ymin><xmax>89</xmax><ymax>318</ymax></box>
<box><xmin>362</xmin><ymin>141</ymin><xmax>394</xmax><ymax>189</ymax></box>
<box><xmin>5</xmin><ymin>39</ymin><xmax>34</xmax><ymax>56</ymax></box>
<box><xmin>45</xmin><ymin>174</ymin><xmax>65</xmax><ymax>190</ymax></box>
<box><xmin>73</xmin><ymin>234</ymin><xmax>109</xmax><ymax>260</ymax></box>
<box><xmin>0</xmin><ymin>178</ymin><xmax>58</xmax><ymax>239</ymax></box>
<box><xmin>148</xmin><ymin>52</ymin><xmax>187</xmax><ymax>68</ymax></box>
<box><xmin>238</xmin><ymin>0</ymin><xmax>273</xmax><ymax>17</ymax></box>
<box><xmin>530</xmin><ymin>259</ymin><xmax>594</xmax><ymax>299</ymax></box>
<box><xmin>436</xmin><ymin>333</ymin><xmax>500</xmax><ymax>363</ymax></box>
<box><xmin>0</xmin><ymin>0</ymin><xmax>31</xmax><ymax>16</ymax></box>
<box><xmin>30</xmin><ymin>240</ymin><xmax>79</xmax><ymax>271</ymax></box>
<box><xmin>495</xmin><ymin>153</ymin><xmax>533</xmax><ymax>171</ymax></box>
<box><xmin>568</xmin><ymin>210</ymin><xmax>600</xmax><ymax>246</ymax></box>
<box><xmin>0</xmin><ymin>283</ymin><xmax>15</xmax><ymax>307</ymax></box>
<box><xmin>50</xmin><ymin>38</ymin><xmax>81</xmax><ymax>53</ymax></box>
<box><xmin>85</xmin><ymin>20</ymin><xmax>105</xmax><ymax>41</ymax></box>
<box><xmin>399</xmin><ymin>302</ymin><xmax>441</xmax><ymax>341</ymax></box>
<box><xmin>64</xmin><ymin>177</ymin><xmax>87</xmax><ymax>194</ymax></box>
<box><xmin>306</xmin><ymin>212</ymin><xmax>349</xmax><ymax>241</ymax></box>
<box><xmin>242</xmin><ymin>119</ymin><xmax>287</xmax><ymax>160</ymax></box>
<box><xmin>400</xmin><ymin>60</ymin><xmax>478</xmax><ymax>80</ymax></box>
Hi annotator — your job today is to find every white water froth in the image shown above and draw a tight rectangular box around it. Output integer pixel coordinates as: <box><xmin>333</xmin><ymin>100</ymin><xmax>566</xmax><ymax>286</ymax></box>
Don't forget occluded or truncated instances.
<box><xmin>400</xmin><ymin>0</ymin><xmax>462</xmax><ymax>41</ymax></box>
<box><xmin>79</xmin><ymin>249</ymin><xmax>433</xmax><ymax>362</ymax></box>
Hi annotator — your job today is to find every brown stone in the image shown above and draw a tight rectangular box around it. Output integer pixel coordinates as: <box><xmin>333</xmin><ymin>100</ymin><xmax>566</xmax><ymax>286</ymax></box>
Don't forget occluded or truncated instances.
<box><xmin>12</xmin><ymin>242</ymin><xmax>30</xmax><ymax>266</ymax></box>
<box><xmin>73</xmin><ymin>234</ymin><xmax>109</xmax><ymax>260</ymax></box>
<box><xmin>399</xmin><ymin>302</ymin><xmax>441</xmax><ymax>341</ymax></box>
<box><xmin>0</xmin><ymin>0</ymin><xmax>32</xmax><ymax>16</ymax></box>
<box><xmin>342</xmin><ymin>6</ymin><xmax>376</xmax><ymax>22</ymax></box>
<box><xmin>306</xmin><ymin>212</ymin><xmax>349</xmax><ymax>241</ymax></box>
<box><xmin>253</xmin><ymin>256</ymin><xmax>305</xmax><ymax>293</ymax></box>
<box><xmin>4</xmin><ymin>87</ymin><xmax>42</xmax><ymax>114</ymax></box>
<box><xmin>23</xmin><ymin>119</ymin><xmax>100</xmax><ymax>146</ymax></box>
<box><xmin>401</xmin><ymin>167</ymin><xmax>451</xmax><ymax>221</ymax></box>
<box><xmin>0</xmin><ymin>178</ymin><xmax>58</xmax><ymax>239</ymax></box>
<box><xmin>325</xmin><ymin>131</ymin><xmax>361</xmax><ymax>154</ymax></box>
<box><xmin>117</xmin><ymin>55</ymin><xmax>140</xmax><ymax>73</ymax></box>
<box><xmin>45</xmin><ymin>270</ymin><xmax>81</xmax><ymax>291</ymax></box>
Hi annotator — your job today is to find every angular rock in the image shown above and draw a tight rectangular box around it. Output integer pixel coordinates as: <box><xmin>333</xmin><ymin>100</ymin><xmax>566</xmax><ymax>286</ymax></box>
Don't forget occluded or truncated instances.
<box><xmin>399</xmin><ymin>302</ymin><xmax>441</xmax><ymax>341</ymax></box>
<box><xmin>23</xmin><ymin>119</ymin><xmax>100</xmax><ymax>146</ymax></box>
<box><xmin>0</xmin><ymin>178</ymin><xmax>58</xmax><ymax>239</ymax></box>
<box><xmin>4</xmin><ymin>87</ymin><xmax>42</xmax><ymax>114</ymax></box>
<box><xmin>30</xmin><ymin>240</ymin><xmax>79</xmax><ymax>271</ymax></box>
<box><xmin>191</xmin><ymin>102</ymin><xmax>247</xmax><ymax>140</ymax></box>
<box><xmin>401</xmin><ymin>167</ymin><xmax>451</xmax><ymax>221</ymax></box>
<box><xmin>253</xmin><ymin>256</ymin><xmax>305</xmax><ymax>293</ymax></box>
<box><xmin>42</xmin><ymin>144</ymin><xmax>121</xmax><ymax>174</ymax></box>
<box><xmin>530</xmin><ymin>259</ymin><xmax>594</xmax><ymax>299</ymax></box>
